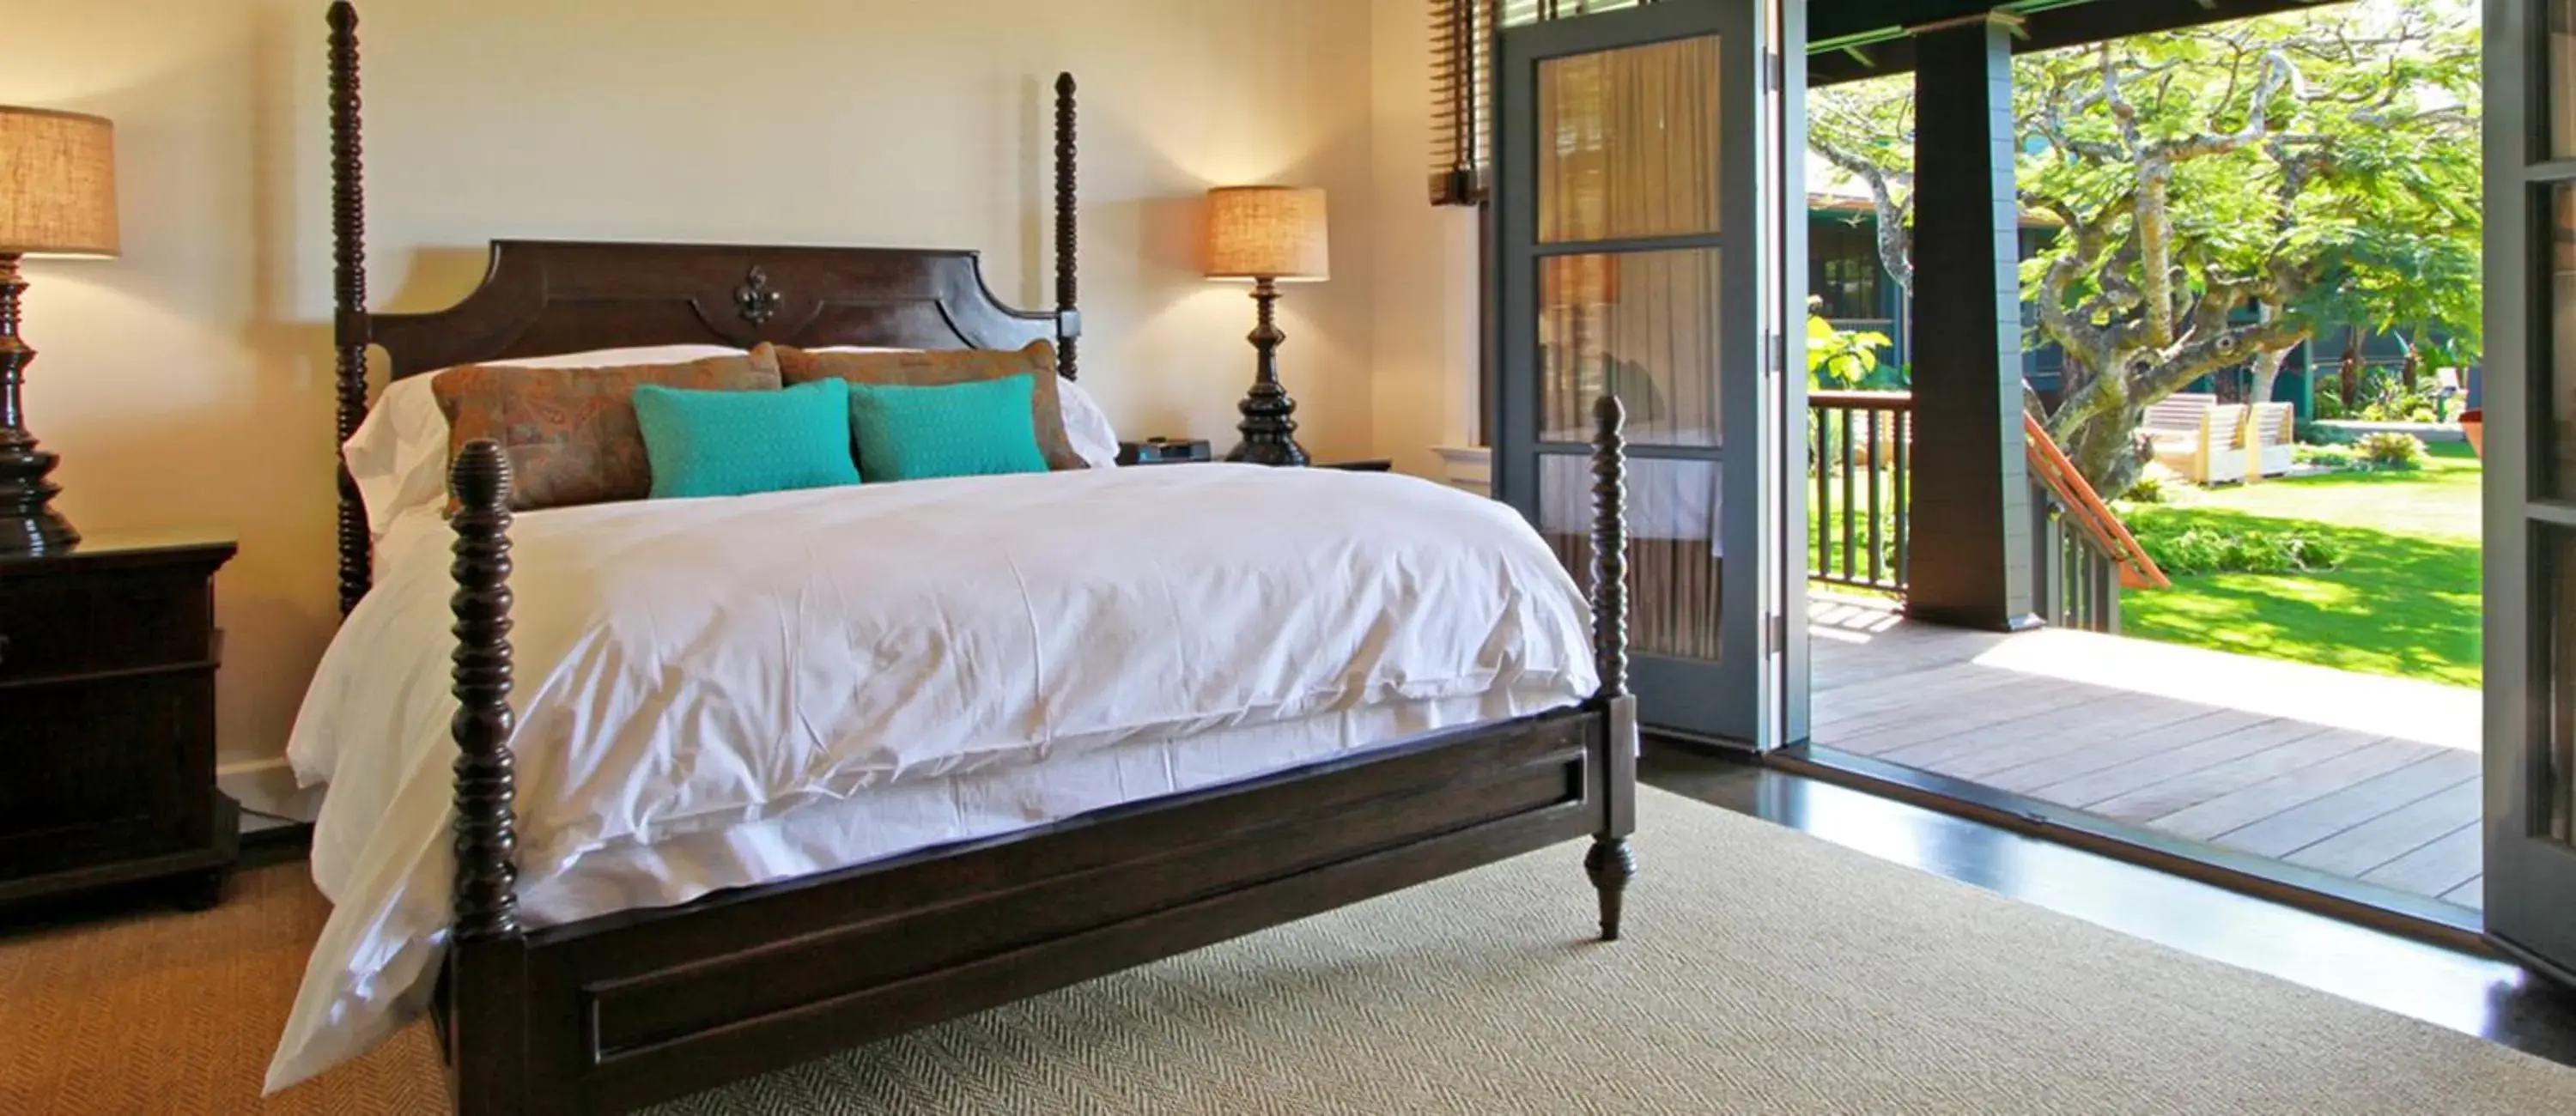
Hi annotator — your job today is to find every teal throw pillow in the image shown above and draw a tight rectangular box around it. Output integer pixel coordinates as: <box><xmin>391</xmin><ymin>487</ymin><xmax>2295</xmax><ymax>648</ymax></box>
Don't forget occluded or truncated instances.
<box><xmin>847</xmin><ymin>376</ymin><xmax>1050</xmax><ymax>482</ymax></box>
<box><xmin>633</xmin><ymin>378</ymin><xmax>862</xmax><ymax>500</ymax></box>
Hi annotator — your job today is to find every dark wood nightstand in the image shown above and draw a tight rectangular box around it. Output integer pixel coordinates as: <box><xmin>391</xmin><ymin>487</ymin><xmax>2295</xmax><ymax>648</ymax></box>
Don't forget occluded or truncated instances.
<box><xmin>1118</xmin><ymin>440</ymin><xmax>1391</xmax><ymax>473</ymax></box>
<box><xmin>0</xmin><ymin>533</ymin><xmax>239</xmax><ymax>913</ymax></box>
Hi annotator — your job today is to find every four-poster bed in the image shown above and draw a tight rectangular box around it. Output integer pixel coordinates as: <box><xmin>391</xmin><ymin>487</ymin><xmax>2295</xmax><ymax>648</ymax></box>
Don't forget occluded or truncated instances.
<box><xmin>292</xmin><ymin>3</ymin><xmax>1639</xmax><ymax>1112</ymax></box>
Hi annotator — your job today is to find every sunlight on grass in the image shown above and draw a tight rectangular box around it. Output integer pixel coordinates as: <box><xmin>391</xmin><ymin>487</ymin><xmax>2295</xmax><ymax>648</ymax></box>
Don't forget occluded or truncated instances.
<box><xmin>2162</xmin><ymin>441</ymin><xmax>2482</xmax><ymax>541</ymax></box>
<box><xmin>2120</xmin><ymin>452</ymin><xmax>2482</xmax><ymax>688</ymax></box>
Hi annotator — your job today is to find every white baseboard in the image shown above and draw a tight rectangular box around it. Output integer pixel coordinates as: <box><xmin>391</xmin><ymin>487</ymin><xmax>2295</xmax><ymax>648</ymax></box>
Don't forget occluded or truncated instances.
<box><xmin>217</xmin><ymin>757</ymin><xmax>324</xmax><ymax>828</ymax></box>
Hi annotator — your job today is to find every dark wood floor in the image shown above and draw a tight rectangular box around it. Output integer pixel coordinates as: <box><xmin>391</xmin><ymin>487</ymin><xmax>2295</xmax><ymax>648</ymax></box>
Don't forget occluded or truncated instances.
<box><xmin>1640</xmin><ymin>739</ymin><xmax>2576</xmax><ymax>1071</ymax></box>
<box><xmin>1808</xmin><ymin>599</ymin><xmax>2487</xmax><ymax>909</ymax></box>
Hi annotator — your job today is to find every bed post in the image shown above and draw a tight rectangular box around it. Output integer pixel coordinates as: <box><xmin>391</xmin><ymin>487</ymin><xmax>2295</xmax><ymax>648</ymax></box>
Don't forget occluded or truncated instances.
<box><xmin>448</xmin><ymin>440</ymin><xmax>521</xmax><ymax>940</ymax></box>
<box><xmin>329</xmin><ymin>0</ymin><xmax>372</xmax><ymax>616</ymax></box>
<box><xmin>1052</xmin><ymin>71</ymin><xmax>1082</xmax><ymax>380</ymax></box>
<box><xmin>446</xmin><ymin>439</ymin><xmax>530</xmax><ymax>1113</ymax></box>
<box><xmin>1583</xmin><ymin>392</ymin><xmax>1637</xmax><ymax>942</ymax></box>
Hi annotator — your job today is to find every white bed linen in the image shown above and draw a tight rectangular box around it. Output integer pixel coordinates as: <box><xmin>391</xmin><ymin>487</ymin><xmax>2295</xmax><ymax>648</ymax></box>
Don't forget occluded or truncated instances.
<box><xmin>269</xmin><ymin>464</ymin><xmax>1596</xmax><ymax>1091</ymax></box>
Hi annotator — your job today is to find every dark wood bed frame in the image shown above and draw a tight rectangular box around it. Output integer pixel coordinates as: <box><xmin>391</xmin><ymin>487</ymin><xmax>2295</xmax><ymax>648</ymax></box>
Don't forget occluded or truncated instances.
<box><xmin>321</xmin><ymin>3</ymin><xmax>1636</xmax><ymax>1112</ymax></box>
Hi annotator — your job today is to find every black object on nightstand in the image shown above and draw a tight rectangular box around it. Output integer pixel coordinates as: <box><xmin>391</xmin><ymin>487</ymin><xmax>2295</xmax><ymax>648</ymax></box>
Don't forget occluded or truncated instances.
<box><xmin>1116</xmin><ymin>438</ymin><xmax>1213</xmax><ymax>466</ymax></box>
<box><xmin>1119</xmin><ymin>440</ymin><xmax>1390</xmax><ymax>473</ymax></box>
<box><xmin>0</xmin><ymin>533</ymin><xmax>239</xmax><ymax>914</ymax></box>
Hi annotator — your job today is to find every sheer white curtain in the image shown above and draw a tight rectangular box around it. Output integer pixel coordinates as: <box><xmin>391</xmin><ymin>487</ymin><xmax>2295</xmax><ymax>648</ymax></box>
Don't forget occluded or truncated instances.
<box><xmin>1534</xmin><ymin>36</ymin><xmax>1721</xmax><ymax>446</ymax></box>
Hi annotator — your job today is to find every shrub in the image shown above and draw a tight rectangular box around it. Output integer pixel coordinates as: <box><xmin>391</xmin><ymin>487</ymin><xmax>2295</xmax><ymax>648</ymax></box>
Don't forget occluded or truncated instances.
<box><xmin>2125</xmin><ymin>510</ymin><xmax>2343</xmax><ymax>576</ymax></box>
<box><xmin>2120</xmin><ymin>464</ymin><xmax>2184</xmax><ymax>504</ymax></box>
<box><xmin>2311</xmin><ymin>379</ymin><xmax>2347</xmax><ymax>421</ymax></box>
<box><xmin>2357</xmin><ymin>379</ymin><xmax>2446</xmax><ymax>424</ymax></box>
<box><xmin>2356</xmin><ymin>431</ymin><xmax>2428</xmax><ymax>470</ymax></box>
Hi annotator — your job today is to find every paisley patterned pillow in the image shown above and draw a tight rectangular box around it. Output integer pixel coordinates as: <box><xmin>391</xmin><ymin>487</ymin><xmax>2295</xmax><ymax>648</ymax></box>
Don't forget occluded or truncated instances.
<box><xmin>432</xmin><ymin>349</ymin><xmax>782</xmax><ymax>513</ymax></box>
<box><xmin>775</xmin><ymin>341</ymin><xmax>1084</xmax><ymax>471</ymax></box>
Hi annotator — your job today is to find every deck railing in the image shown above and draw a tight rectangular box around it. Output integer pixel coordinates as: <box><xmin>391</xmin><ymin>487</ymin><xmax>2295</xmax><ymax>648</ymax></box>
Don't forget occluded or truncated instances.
<box><xmin>2031</xmin><ymin>493</ymin><xmax>2123</xmax><ymax>633</ymax></box>
<box><xmin>1808</xmin><ymin>391</ymin><xmax>1911</xmax><ymax>597</ymax></box>
<box><xmin>1807</xmin><ymin>391</ymin><xmax>2125</xmax><ymax>634</ymax></box>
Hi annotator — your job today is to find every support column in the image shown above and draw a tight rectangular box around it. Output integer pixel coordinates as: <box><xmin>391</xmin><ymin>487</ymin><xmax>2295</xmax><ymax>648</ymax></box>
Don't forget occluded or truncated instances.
<box><xmin>1905</xmin><ymin>13</ymin><xmax>2037</xmax><ymax>632</ymax></box>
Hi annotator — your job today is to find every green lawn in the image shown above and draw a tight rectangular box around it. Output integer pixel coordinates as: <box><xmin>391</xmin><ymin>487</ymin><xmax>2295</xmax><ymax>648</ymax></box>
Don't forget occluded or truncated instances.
<box><xmin>2118</xmin><ymin>443</ymin><xmax>2482</xmax><ymax>687</ymax></box>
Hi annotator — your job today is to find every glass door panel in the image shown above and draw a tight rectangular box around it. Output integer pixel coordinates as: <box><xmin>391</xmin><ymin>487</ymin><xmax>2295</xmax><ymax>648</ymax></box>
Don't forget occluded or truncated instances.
<box><xmin>1540</xmin><ymin>249</ymin><xmax>1722</xmax><ymax>446</ymax></box>
<box><xmin>1540</xmin><ymin>453</ymin><xmax>1724</xmax><ymax>664</ymax></box>
<box><xmin>2544</xmin><ymin>529</ymin><xmax>2576</xmax><ymax>847</ymax></box>
<box><xmin>1537</xmin><ymin>36</ymin><xmax>1722</xmax><ymax>244</ymax></box>
<box><xmin>2554</xmin><ymin>0</ymin><xmax>2576</xmax><ymax>156</ymax></box>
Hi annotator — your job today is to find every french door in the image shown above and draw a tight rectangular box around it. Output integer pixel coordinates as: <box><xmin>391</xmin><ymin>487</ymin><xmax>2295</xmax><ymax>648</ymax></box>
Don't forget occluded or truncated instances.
<box><xmin>2484</xmin><ymin>0</ymin><xmax>2576</xmax><ymax>985</ymax></box>
<box><xmin>1491</xmin><ymin>0</ymin><xmax>1805</xmax><ymax>747</ymax></box>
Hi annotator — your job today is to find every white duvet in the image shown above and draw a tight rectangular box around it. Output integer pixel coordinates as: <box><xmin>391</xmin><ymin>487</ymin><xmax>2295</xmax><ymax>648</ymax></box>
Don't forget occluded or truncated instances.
<box><xmin>268</xmin><ymin>464</ymin><xmax>1598</xmax><ymax>1091</ymax></box>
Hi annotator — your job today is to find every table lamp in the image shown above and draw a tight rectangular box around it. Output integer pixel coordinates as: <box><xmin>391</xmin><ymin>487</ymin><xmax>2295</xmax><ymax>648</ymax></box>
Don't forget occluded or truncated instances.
<box><xmin>1204</xmin><ymin>185</ymin><xmax>1327</xmax><ymax>466</ymax></box>
<box><xmin>0</xmin><ymin>106</ymin><xmax>118</xmax><ymax>555</ymax></box>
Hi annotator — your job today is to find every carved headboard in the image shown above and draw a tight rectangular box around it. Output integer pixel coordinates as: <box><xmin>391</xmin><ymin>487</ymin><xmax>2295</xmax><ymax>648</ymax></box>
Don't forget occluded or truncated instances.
<box><xmin>323</xmin><ymin>1</ymin><xmax>1082</xmax><ymax>614</ymax></box>
<box><xmin>367</xmin><ymin>241</ymin><xmax>1078</xmax><ymax>379</ymax></box>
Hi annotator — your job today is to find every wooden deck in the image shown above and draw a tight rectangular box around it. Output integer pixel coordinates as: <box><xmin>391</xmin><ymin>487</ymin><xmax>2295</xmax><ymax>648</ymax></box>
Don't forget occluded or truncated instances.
<box><xmin>1808</xmin><ymin>599</ymin><xmax>2486</xmax><ymax>912</ymax></box>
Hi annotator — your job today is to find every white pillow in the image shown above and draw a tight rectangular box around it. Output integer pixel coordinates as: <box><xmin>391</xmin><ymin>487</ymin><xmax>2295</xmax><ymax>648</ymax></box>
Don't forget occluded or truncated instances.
<box><xmin>339</xmin><ymin>344</ymin><xmax>747</xmax><ymax>537</ymax></box>
<box><xmin>1057</xmin><ymin>379</ymin><xmax>1121</xmax><ymax>469</ymax></box>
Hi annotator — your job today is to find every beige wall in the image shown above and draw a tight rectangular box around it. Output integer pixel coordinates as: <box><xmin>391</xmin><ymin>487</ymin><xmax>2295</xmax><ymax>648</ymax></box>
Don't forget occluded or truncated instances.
<box><xmin>6</xmin><ymin>0</ymin><xmax>1383</xmax><ymax>785</ymax></box>
<box><xmin>1368</xmin><ymin>0</ymin><xmax>1485</xmax><ymax>477</ymax></box>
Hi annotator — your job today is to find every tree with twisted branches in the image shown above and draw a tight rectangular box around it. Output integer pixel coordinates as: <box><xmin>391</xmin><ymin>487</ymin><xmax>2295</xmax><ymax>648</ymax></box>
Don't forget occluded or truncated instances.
<box><xmin>1808</xmin><ymin>0</ymin><xmax>2480</xmax><ymax>494</ymax></box>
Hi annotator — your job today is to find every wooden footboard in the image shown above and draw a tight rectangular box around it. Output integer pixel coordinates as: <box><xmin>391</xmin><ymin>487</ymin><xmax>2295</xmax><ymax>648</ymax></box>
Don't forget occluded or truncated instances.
<box><xmin>435</xmin><ymin>701</ymin><xmax>1619</xmax><ymax>1113</ymax></box>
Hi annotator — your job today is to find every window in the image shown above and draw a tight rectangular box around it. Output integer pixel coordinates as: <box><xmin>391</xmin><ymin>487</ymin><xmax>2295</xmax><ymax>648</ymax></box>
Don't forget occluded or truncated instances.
<box><xmin>1808</xmin><ymin>215</ymin><xmax>1882</xmax><ymax>323</ymax></box>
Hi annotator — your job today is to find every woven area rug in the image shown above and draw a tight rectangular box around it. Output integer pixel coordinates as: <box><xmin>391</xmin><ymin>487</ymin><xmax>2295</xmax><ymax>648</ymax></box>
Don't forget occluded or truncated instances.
<box><xmin>5</xmin><ymin>786</ymin><xmax>2573</xmax><ymax>1114</ymax></box>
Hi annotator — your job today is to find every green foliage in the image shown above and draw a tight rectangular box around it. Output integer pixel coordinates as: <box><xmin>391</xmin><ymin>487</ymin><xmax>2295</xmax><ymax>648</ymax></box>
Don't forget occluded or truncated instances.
<box><xmin>2309</xmin><ymin>379</ymin><xmax>2348</xmax><ymax>421</ymax></box>
<box><xmin>1806</xmin><ymin>312</ymin><xmax>1899</xmax><ymax>390</ymax></box>
<box><xmin>2125</xmin><ymin>507</ymin><xmax>2345</xmax><ymax>575</ymax></box>
<box><xmin>2354</xmin><ymin>376</ymin><xmax>2451</xmax><ymax>423</ymax></box>
<box><xmin>2013</xmin><ymin>0</ymin><xmax>2486</xmax><ymax>361</ymax></box>
<box><xmin>2293</xmin><ymin>442</ymin><xmax>2363</xmax><ymax>470</ymax></box>
<box><xmin>2357</xmin><ymin>430</ymin><xmax>2430</xmax><ymax>470</ymax></box>
<box><xmin>2119</xmin><ymin>463</ymin><xmax>2184</xmax><ymax>504</ymax></box>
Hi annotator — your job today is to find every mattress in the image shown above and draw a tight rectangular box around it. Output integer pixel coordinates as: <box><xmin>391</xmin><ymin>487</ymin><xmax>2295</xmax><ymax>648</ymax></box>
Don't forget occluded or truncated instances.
<box><xmin>268</xmin><ymin>464</ymin><xmax>1599</xmax><ymax>1091</ymax></box>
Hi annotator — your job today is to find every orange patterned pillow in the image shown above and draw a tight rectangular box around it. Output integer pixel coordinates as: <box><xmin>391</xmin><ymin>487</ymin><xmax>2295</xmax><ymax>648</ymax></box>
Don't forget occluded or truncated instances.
<box><xmin>432</xmin><ymin>349</ymin><xmax>783</xmax><ymax>512</ymax></box>
<box><xmin>775</xmin><ymin>341</ymin><xmax>1084</xmax><ymax>471</ymax></box>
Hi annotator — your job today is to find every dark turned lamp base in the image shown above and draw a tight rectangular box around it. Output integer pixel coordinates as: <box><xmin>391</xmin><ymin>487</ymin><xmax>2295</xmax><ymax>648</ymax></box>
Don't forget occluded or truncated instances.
<box><xmin>0</xmin><ymin>253</ymin><xmax>77</xmax><ymax>556</ymax></box>
<box><xmin>1224</xmin><ymin>434</ymin><xmax>1309</xmax><ymax>467</ymax></box>
<box><xmin>0</xmin><ymin>501</ymin><xmax>77</xmax><ymax>555</ymax></box>
<box><xmin>1224</xmin><ymin>276</ymin><xmax>1309</xmax><ymax>467</ymax></box>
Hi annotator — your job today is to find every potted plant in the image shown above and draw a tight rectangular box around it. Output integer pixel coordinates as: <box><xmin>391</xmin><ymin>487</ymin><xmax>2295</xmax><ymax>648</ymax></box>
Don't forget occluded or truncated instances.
<box><xmin>2459</xmin><ymin>409</ymin><xmax>2483</xmax><ymax>458</ymax></box>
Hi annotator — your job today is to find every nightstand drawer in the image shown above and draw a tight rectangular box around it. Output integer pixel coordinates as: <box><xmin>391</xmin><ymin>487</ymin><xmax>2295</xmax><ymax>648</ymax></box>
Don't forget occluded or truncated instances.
<box><xmin>0</xmin><ymin>567</ymin><xmax>215</xmax><ymax>682</ymax></box>
<box><xmin>0</xmin><ymin>670</ymin><xmax>215</xmax><ymax>876</ymax></box>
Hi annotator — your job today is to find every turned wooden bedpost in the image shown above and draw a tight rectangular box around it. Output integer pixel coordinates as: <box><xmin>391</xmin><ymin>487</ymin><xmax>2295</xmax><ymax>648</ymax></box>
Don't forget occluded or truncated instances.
<box><xmin>330</xmin><ymin>0</ymin><xmax>373</xmax><ymax>616</ymax></box>
<box><xmin>1053</xmin><ymin>72</ymin><xmax>1082</xmax><ymax>380</ymax></box>
<box><xmin>445</xmin><ymin>437</ymin><xmax>532</xmax><ymax>1116</ymax></box>
<box><xmin>448</xmin><ymin>440</ymin><xmax>521</xmax><ymax>941</ymax></box>
<box><xmin>1583</xmin><ymin>391</ymin><xmax>1638</xmax><ymax>941</ymax></box>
